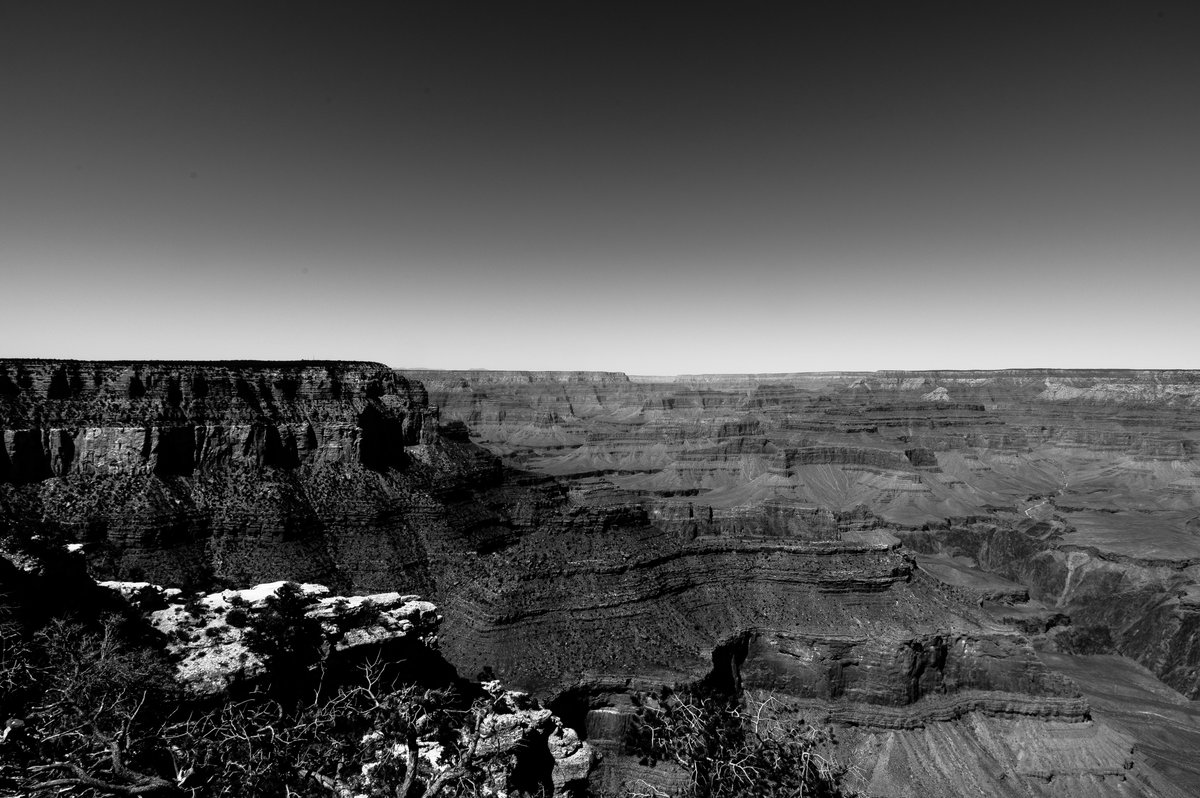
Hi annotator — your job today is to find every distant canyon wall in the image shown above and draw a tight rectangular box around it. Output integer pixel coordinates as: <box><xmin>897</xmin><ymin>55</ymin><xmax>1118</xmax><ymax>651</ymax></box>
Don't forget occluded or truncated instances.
<box><xmin>419</xmin><ymin>368</ymin><xmax>1200</xmax><ymax>703</ymax></box>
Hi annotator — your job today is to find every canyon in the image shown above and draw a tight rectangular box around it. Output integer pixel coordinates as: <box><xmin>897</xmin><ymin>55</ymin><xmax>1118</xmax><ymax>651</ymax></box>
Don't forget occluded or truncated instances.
<box><xmin>4</xmin><ymin>360</ymin><xmax>1200</xmax><ymax>796</ymax></box>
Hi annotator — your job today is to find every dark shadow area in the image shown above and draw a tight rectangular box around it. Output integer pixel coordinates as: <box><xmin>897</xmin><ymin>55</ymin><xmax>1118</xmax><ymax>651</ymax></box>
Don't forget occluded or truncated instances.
<box><xmin>152</xmin><ymin>426</ymin><xmax>196</xmax><ymax>476</ymax></box>
<box><xmin>358</xmin><ymin>403</ymin><xmax>405</xmax><ymax>471</ymax></box>
<box><xmin>240</xmin><ymin>422</ymin><xmax>293</xmax><ymax>469</ymax></box>
<box><xmin>549</xmin><ymin>686</ymin><xmax>595</xmax><ymax>740</ymax></box>
<box><xmin>9</xmin><ymin>430</ymin><xmax>51</xmax><ymax>483</ymax></box>
<box><xmin>166</xmin><ymin>377</ymin><xmax>184</xmax><ymax>408</ymax></box>
<box><xmin>234</xmin><ymin>377</ymin><xmax>261</xmax><ymax>411</ymax></box>
<box><xmin>0</xmin><ymin>369</ymin><xmax>21</xmax><ymax>399</ymax></box>
<box><xmin>53</xmin><ymin>429</ymin><xmax>75</xmax><ymax>475</ymax></box>
<box><xmin>47</xmin><ymin>368</ymin><xmax>71</xmax><ymax>400</ymax></box>
<box><xmin>507</xmin><ymin>732</ymin><xmax>555</xmax><ymax>798</ymax></box>
<box><xmin>275</xmin><ymin>375</ymin><xmax>300</xmax><ymax>402</ymax></box>
<box><xmin>68</xmin><ymin>364</ymin><xmax>84</xmax><ymax>395</ymax></box>
<box><xmin>191</xmin><ymin>372</ymin><xmax>209</xmax><ymax>400</ymax></box>
<box><xmin>706</xmin><ymin>631</ymin><xmax>751</xmax><ymax>694</ymax></box>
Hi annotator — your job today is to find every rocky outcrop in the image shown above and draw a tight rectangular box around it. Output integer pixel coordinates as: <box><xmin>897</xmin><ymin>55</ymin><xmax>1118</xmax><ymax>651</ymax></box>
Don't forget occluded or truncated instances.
<box><xmin>0</xmin><ymin>360</ymin><xmax>434</xmax><ymax>480</ymax></box>
<box><xmin>836</xmin><ymin>712</ymin><xmax>1190</xmax><ymax>798</ymax></box>
<box><xmin>0</xmin><ymin>360</ymin><xmax>486</xmax><ymax>592</ymax></box>
<box><xmin>114</xmin><ymin>580</ymin><xmax>441</xmax><ymax>696</ymax></box>
<box><xmin>468</xmin><ymin>684</ymin><xmax>598</xmax><ymax>797</ymax></box>
<box><xmin>95</xmin><ymin>576</ymin><xmax>598</xmax><ymax>795</ymax></box>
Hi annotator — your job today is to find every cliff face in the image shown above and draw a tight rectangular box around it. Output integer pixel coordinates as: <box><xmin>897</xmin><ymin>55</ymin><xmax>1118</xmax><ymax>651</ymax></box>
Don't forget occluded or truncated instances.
<box><xmin>0</xmin><ymin>360</ymin><xmax>434</xmax><ymax>476</ymax></box>
<box><xmin>0</xmin><ymin>360</ymin><xmax>491</xmax><ymax>593</ymax></box>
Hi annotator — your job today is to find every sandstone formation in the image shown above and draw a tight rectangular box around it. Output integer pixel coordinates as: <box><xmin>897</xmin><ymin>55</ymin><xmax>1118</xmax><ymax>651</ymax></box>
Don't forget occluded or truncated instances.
<box><xmin>5</xmin><ymin>361</ymin><xmax>1200</xmax><ymax>795</ymax></box>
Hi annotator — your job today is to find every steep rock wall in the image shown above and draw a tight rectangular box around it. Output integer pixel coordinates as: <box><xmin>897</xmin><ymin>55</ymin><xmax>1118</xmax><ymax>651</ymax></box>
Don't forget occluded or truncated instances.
<box><xmin>0</xmin><ymin>360</ymin><xmax>477</xmax><ymax>592</ymax></box>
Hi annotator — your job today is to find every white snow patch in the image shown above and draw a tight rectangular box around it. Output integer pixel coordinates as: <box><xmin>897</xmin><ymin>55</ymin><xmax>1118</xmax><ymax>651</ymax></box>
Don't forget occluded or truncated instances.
<box><xmin>99</xmin><ymin>580</ymin><xmax>182</xmax><ymax>602</ymax></box>
<box><xmin>226</xmin><ymin>581</ymin><xmax>330</xmax><ymax>605</ymax></box>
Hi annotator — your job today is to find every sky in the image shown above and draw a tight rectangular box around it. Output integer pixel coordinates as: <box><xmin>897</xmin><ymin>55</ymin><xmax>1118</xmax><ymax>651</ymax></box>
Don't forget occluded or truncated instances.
<box><xmin>1</xmin><ymin>1</ymin><xmax>1198</xmax><ymax>374</ymax></box>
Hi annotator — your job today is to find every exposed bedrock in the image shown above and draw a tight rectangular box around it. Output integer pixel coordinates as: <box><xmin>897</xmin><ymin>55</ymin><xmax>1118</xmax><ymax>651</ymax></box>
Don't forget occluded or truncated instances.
<box><xmin>425</xmin><ymin>514</ymin><xmax>1083</xmax><ymax>736</ymax></box>
<box><xmin>0</xmin><ymin>360</ymin><xmax>488</xmax><ymax>592</ymax></box>
<box><xmin>734</xmin><ymin>627</ymin><xmax>1082</xmax><ymax>712</ymax></box>
<box><xmin>0</xmin><ymin>360</ymin><xmax>435</xmax><ymax>481</ymax></box>
<box><xmin>647</xmin><ymin>498</ymin><xmax>881</xmax><ymax>541</ymax></box>
<box><xmin>900</xmin><ymin>515</ymin><xmax>1200</xmax><ymax>697</ymax></box>
<box><xmin>426</xmin><ymin>369</ymin><xmax>1200</xmax><ymax>696</ymax></box>
<box><xmin>834</xmin><ymin>711</ymin><xmax>1189</xmax><ymax>798</ymax></box>
<box><xmin>781</xmin><ymin>445</ymin><xmax>937</xmax><ymax>471</ymax></box>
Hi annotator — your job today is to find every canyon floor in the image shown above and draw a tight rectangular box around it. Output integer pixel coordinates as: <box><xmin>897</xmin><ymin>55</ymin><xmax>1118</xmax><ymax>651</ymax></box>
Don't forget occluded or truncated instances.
<box><xmin>5</xmin><ymin>362</ymin><xmax>1200</xmax><ymax>796</ymax></box>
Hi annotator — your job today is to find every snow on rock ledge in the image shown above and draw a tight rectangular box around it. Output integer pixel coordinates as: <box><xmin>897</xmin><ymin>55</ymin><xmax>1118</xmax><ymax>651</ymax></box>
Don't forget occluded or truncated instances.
<box><xmin>101</xmin><ymin>580</ymin><xmax>442</xmax><ymax>696</ymax></box>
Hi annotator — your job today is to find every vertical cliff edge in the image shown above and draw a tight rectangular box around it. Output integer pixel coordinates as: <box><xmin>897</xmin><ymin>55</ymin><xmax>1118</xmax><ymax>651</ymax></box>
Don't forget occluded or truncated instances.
<box><xmin>0</xmin><ymin>359</ymin><xmax>497</xmax><ymax>593</ymax></box>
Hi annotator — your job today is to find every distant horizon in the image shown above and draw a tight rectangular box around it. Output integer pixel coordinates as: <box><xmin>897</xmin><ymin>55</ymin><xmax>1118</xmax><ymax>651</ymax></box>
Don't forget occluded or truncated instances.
<box><xmin>4</xmin><ymin>355</ymin><xmax>1200</xmax><ymax>379</ymax></box>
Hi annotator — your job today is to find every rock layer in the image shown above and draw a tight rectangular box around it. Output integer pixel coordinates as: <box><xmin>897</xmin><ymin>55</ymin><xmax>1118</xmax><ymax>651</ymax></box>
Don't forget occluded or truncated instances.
<box><xmin>415</xmin><ymin>367</ymin><xmax>1200</xmax><ymax>795</ymax></box>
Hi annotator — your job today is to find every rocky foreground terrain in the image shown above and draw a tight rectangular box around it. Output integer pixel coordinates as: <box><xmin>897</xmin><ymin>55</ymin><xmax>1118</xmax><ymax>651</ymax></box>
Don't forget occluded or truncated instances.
<box><xmin>4</xmin><ymin>360</ymin><xmax>1200</xmax><ymax>796</ymax></box>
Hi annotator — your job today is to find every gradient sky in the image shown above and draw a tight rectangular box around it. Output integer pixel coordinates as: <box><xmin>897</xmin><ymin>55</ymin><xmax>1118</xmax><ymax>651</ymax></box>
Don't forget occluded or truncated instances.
<box><xmin>2</xmin><ymin>1</ymin><xmax>1198</xmax><ymax>373</ymax></box>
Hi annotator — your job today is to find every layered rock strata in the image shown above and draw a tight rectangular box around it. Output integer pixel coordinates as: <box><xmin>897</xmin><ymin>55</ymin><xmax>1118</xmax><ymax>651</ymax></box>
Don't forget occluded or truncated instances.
<box><xmin>6</xmin><ymin>363</ymin><xmax>1200</xmax><ymax>796</ymax></box>
<box><xmin>415</xmin><ymin>368</ymin><xmax>1200</xmax><ymax>795</ymax></box>
<box><xmin>420</xmin><ymin>369</ymin><xmax>1200</xmax><ymax>693</ymax></box>
<box><xmin>0</xmin><ymin>360</ymin><xmax>475</xmax><ymax>593</ymax></box>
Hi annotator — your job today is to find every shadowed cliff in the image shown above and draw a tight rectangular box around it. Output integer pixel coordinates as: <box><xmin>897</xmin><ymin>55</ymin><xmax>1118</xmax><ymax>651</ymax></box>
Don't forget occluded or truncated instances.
<box><xmin>0</xmin><ymin>360</ymin><xmax>499</xmax><ymax>593</ymax></box>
